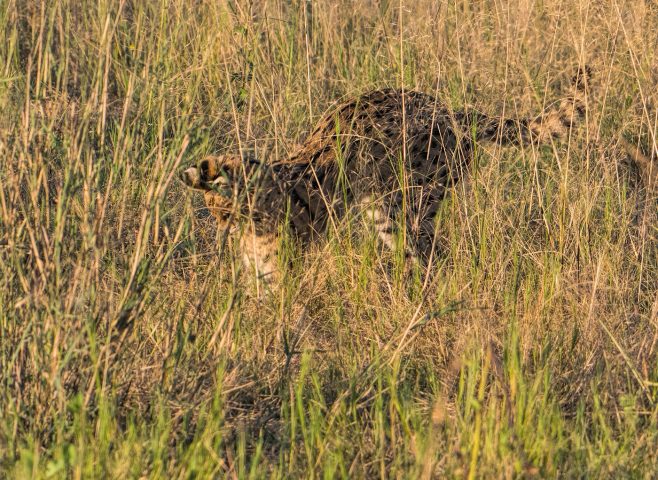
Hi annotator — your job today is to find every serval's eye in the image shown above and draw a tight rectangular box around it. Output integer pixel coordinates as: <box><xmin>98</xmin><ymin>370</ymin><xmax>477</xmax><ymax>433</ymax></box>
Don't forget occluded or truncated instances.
<box><xmin>210</xmin><ymin>169</ymin><xmax>233</xmax><ymax>196</ymax></box>
<box><xmin>210</xmin><ymin>168</ymin><xmax>230</xmax><ymax>185</ymax></box>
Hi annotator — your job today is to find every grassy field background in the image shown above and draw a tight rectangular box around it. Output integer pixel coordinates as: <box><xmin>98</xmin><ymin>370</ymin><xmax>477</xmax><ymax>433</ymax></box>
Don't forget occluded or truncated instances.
<box><xmin>1</xmin><ymin>0</ymin><xmax>657</xmax><ymax>477</ymax></box>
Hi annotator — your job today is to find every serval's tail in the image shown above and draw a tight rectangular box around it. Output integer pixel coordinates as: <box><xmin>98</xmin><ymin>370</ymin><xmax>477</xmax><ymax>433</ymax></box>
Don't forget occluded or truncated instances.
<box><xmin>470</xmin><ymin>66</ymin><xmax>590</xmax><ymax>145</ymax></box>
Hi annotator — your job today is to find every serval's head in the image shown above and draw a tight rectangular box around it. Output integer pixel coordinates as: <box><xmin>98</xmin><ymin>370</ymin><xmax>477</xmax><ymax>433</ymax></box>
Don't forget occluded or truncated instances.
<box><xmin>180</xmin><ymin>154</ymin><xmax>260</xmax><ymax>230</ymax></box>
<box><xmin>181</xmin><ymin>154</ymin><xmax>283</xmax><ymax>282</ymax></box>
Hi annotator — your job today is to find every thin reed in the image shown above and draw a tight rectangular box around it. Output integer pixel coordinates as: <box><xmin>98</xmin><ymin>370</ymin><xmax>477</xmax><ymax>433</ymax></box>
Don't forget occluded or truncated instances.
<box><xmin>0</xmin><ymin>0</ymin><xmax>656</xmax><ymax>477</ymax></box>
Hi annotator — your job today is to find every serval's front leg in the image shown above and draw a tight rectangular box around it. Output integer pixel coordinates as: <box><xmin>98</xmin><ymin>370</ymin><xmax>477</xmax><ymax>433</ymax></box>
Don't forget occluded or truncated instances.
<box><xmin>358</xmin><ymin>194</ymin><xmax>419</xmax><ymax>265</ymax></box>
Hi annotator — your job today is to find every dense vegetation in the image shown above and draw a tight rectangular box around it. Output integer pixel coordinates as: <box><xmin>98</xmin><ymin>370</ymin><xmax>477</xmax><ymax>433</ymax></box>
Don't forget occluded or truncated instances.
<box><xmin>1</xmin><ymin>0</ymin><xmax>657</xmax><ymax>477</ymax></box>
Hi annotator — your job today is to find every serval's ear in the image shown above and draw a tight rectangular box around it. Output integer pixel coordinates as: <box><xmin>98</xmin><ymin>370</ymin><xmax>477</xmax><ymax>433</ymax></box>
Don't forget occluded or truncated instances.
<box><xmin>199</xmin><ymin>157</ymin><xmax>222</xmax><ymax>183</ymax></box>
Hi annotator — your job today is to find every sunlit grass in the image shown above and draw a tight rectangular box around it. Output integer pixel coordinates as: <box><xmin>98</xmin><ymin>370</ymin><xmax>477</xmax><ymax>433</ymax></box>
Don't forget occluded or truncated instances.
<box><xmin>1</xmin><ymin>0</ymin><xmax>657</xmax><ymax>477</ymax></box>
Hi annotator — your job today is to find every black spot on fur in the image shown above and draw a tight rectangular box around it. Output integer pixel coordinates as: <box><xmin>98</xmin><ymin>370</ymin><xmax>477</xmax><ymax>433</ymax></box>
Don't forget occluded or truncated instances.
<box><xmin>199</xmin><ymin>159</ymin><xmax>211</xmax><ymax>181</ymax></box>
<box><xmin>560</xmin><ymin>115</ymin><xmax>574</xmax><ymax>129</ymax></box>
<box><xmin>288</xmin><ymin>188</ymin><xmax>311</xmax><ymax>214</ymax></box>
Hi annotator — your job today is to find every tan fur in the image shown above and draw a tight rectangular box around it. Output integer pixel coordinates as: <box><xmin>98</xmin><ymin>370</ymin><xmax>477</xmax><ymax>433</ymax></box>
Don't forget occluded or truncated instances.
<box><xmin>528</xmin><ymin>70</ymin><xmax>589</xmax><ymax>142</ymax></box>
<box><xmin>181</xmin><ymin>68</ymin><xmax>589</xmax><ymax>280</ymax></box>
<box><xmin>620</xmin><ymin>137</ymin><xmax>657</xmax><ymax>191</ymax></box>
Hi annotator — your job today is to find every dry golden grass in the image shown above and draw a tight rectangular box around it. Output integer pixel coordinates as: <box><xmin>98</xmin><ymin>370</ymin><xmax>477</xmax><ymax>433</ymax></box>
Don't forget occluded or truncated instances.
<box><xmin>1</xmin><ymin>0</ymin><xmax>657</xmax><ymax>477</ymax></box>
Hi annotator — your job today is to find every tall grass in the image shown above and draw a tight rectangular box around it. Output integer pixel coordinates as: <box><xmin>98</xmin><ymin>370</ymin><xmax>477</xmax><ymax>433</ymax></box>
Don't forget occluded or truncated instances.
<box><xmin>1</xmin><ymin>0</ymin><xmax>657</xmax><ymax>477</ymax></box>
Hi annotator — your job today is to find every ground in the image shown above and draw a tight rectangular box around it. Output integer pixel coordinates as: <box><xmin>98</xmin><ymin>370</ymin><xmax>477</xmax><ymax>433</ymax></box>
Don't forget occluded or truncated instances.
<box><xmin>1</xmin><ymin>0</ymin><xmax>657</xmax><ymax>478</ymax></box>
